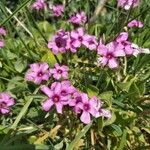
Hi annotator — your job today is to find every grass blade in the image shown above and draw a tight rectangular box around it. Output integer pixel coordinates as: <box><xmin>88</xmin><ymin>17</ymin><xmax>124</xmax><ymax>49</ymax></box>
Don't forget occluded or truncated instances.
<box><xmin>0</xmin><ymin>0</ymin><xmax>31</xmax><ymax>26</ymax></box>
<box><xmin>66</xmin><ymin>122</ymin><xmax>92</xmax><ymax>150</ymax></box>
<box><xmin>117</xmin><ymin>129</ymin><xmax>127</xmax><ymax>150</ymax></box>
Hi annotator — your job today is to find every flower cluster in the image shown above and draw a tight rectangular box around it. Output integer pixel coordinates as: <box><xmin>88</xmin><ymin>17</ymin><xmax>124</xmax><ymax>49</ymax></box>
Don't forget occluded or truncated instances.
<box><xmin>41</xmin><ymin>81</ymin><xmax>111</xmax><ymax>124</ymax></box>
<box><xmin>69</xmin><ymin>11</ymin><xmax>87</xmax><ymax>25</ymax></box>
<box><xmin>117</xmin><ymin>0</ymin><xmax>140</xmax><ymax>10</ymax></box>
<box><xmin>0</xmin><ymin>92</ymin><xmax>15</xmax><ymax>114</ymax></box>
<box><xmin>25</xmin><ymin>63</ymin><xmax>69</xmax><ymax>84</ymax></box>
<box><xmin>97</xmin><ymin>31</ymin><xmax>147</xmax><ymax>69</ymax></box>
<box><xmin>0</xmin><ymin>27</ymin><xmax>7</xmax><ymax>49</ymax></box>
<box><xmin>32</xmin><ymin>0</ymin><xmax>47</xmax><ymax>11</ymax></box>
<box><xmin>48</xmin><ymin>28</ymin><xmax>98</xmax><ymax>54</ymax></box>
<box><xmin>25</xmin><ymin>62</ymin><xmax>111</xmax><ymax>124</ymax></box>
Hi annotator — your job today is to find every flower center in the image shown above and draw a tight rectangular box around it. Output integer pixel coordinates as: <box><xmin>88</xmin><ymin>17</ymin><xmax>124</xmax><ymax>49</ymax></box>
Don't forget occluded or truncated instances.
<box><xmin>106</xmin><ymin>53</ymin><xmax>113</xmax><ymax>59</ymax></box>
<box><xmin>37</xmin><ymin>71</ymin><xmax>43</xmax><ymax>77</ymax></box>
<box><xmin>57</xmin><ymin>69</ymin><xmax>62</xmax><ymax>74</ymax></box>
<box><xmin>76</xmin><ymin>96</ymin><xmax>82</xmax><ymax>104</ymax></box>
<box><xmin>83</xmin><ymin>103</ymin><xmax>90</xmax><ymax>111</ymax></box>
<box><xmin>52</xmin><ymin>95</ymin><xmax>60</xmax><ymax>103</ymax></box>
<box><xmin>89</xmin><ymin>40</ymin><xmax>95</xmax><ymax>45</ymax></box>
<box><xmin>61</xmin><ymin>90</ymin><xmax>67</xmax><ymax>96</ymax></box>
<box><xmin>0</xmin><ymin>102</ymin><xmax>6</xmax><ymax>108</ymax></box>
<box><xmin>78</xmin><ymin>36</ymin><xmax>83</xmax><ymax>42</ymax></box>
<box><xmin>55</xmin><ymin>37</ymin><xmax>67</xmax><ymax>48</ymax></box>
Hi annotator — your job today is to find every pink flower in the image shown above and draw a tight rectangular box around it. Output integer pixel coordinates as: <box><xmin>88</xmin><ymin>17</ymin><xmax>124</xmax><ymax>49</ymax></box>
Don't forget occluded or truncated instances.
<box><xmin>32</xmin><ymin>0</ymin><xmax>47</xmax><ymax>10</ymax></box>
<box><xmin>52</xmin><ymin>5</ymin><xmax>64</xmax><ymax>17</ymax></box>
<box><xmin>118</xmin><ymin>0</ymin><xmax>140</xmax><ymax>10</ymax></box>
<box><xmin>90</xmin><ymin>96</ymin><xmax>111</xmax><ymax>118</ymax></box>
<box><xmin>69</xmin><ymin>91</ymin><xmax>83</xmax><ymax>114</ymax></box>
<box><xmin>70</xmin><ymin>28</ymin><xmax>86</xmax><ymax>49</ymax></box>
<box><xmin>25</xmin><ymin>63</ymin><xmax>50</xmax><ymax>84</ymax></box>
<box><xmin>97</xmin><ymin>42</ymin><xmax>125</xmax><ymax>69</ymax></box>
<box><xmin>69</xmin><ymin>11</ymin><xmax>87</xmax><ymax>25</ymax></box>
<box><xmin>0</xmin><ymin>40</ymin><xmax>4</xmax><ymax>48</ymax></box>
<box><xmin>82</xmin><ymin>35</ymin><xmax>98</xmax><ymax>50</ymax></box>
<box><xmin>41</xmin><ymin>82</ymin><xmax>70</xmax><ymax>113</ymax></box>
<box><xmin>116</xmin><ymin>32</ymin><xmax>134</xmax><ymax>55</ymax></box>
<box><xmin>127</xmin><ymin>20</ymin><xmax>144</xmax><ymax>28</ymax></box>
<box><xmin>50</xmin><ymin>63</ymin><xmax>69</xmax><ymax>80</ymax></box>
<box><xmin>0</xmin><ymin>92</ymin><xmax>15</xmax><ymax>114</ymax></box>
<box><xmin>77</xmin><ymin>93</ymin><xmax>98</xmax><ymax>124</ymax></box>
<box><xmin>0</xmin><ymin>27</ymin><xmax>6</xmax><ymax>36</ymax></box>
<box><xmin>48</xmin><ymin>30</ymin><xmax>69</xmax><ymax>54</ymax></box>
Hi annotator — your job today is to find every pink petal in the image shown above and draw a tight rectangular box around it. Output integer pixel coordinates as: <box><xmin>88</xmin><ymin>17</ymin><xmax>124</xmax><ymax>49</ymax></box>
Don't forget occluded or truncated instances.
<box><xmin>80</xmin><ymin>111</ymin><xmax>91</xmax><ymax>124</ymax></box>
<box><xmin>90</xmin><ymin>107</ymin><xmax>98</xmax><ymax>117</ymax></box>
<box><xmin>77</xmin><ymin>28</ymin><xmax>84</xmax><ymax>36</ymax></box>
<box><xmin>98</xmin><ymin>57</ymin><xmax>108</xmax><ymax>66</ymax></box>
<box><xmin>41</xmin><ymin>86</ymin><xmax>53</xmax><ymax>97</ymax></box>
<box><xmin>72</xmin><ymin>40</ymin><xmax>81</xmax><ymax>48</ymax></box>
<box><xmin>34</xmin><ymin>77</ymin><xmax>42</xmax><ymax>84</ymax></box>
<box><xmin>108</xmin><ymin>58</ymin><xmax>118</xmax><ymax>69</ymax></box>
<box><xmin>116</xmin><ymin>32</ymin><xmax>128</xmax><ymax>42</ymax></box>
<box><xmin>1</xmin><ymin>108</ymin><xmax>10</xmax><ymax>114</ymax></box>
<box><xmin>42</xmin><ymin>99</ymin><xmax>54</xmax><ymax>112</ymax></box>
<box><xmin>71</xmin><ymin>31</ymin><xmax>79</xmax><ymax>39</ymax></box>
<box><xmin>55</xmin><ymin>103</ymin><xmax>63</xmax><ymax>114</ymax></box>
<box><xmin>54</xmin><ymin>83</ymin><xmax>62</xmax><ymax>94</ymax></box>
<box><xmin>101</xmin><ymin>109</ymin><xmax>111</xmax><ymax>118</ymax></box>
<box><xmin>113</xmin><ymin>49</ymin><xmax>125</xmax><ymax>57</ymax></box>
<box><xmin>30</xmin><ymin>63</ymin><xmax>39</xmax><ymax>72</ymax></box>
<box><xmin>81</xmin><ymin>93</ymin><xmax>89</xmax><ymax>103</ymax></box>
<box><xmin>6</xmin><ymin>98</ymin><xmax>15</xmax><ymax>106</ymax></box>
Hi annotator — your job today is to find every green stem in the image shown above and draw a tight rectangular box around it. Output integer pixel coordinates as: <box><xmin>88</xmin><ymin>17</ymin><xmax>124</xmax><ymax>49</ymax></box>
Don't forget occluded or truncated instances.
<box><xmin>0</xmin><ymin>0</ymin><xmax>31</xmax><ymax>26</ymax></box>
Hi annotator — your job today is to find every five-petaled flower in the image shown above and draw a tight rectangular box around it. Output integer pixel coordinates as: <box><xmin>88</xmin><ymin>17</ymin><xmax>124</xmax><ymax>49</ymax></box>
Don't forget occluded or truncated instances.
<box><xmin>41</xmin><ymin>82</ymin><xmax>71</xmax><ymax>113</ymax></box>
<box><xmin>25</xmin><ymin>63</ymin><xmax>50</xmax><ymax>84</ymax></box>
<box><xmin>97</xmin><ymin>41</ymin><xmax>125</xmax><ymax>69</ymax></box>
<box><xmin>50</xmin><ymin>63</ymin><xmax>69</xmax><ymax>80</ymax></box>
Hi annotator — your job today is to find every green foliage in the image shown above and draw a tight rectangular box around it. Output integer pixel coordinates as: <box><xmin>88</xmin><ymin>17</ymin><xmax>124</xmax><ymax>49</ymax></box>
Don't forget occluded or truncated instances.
<box><xmin>0</xmin><ymin>0</ymin><xmax>150</xmax><ymax>149</ymax></box>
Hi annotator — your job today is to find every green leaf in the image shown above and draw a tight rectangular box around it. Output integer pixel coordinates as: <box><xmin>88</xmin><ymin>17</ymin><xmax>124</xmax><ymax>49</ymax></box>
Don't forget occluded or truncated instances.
<box><xmin>117</xmin><ymin>77</ymin><xmax>136</xmax><ymax>92</ymax></box>
<box><xmin>14</xmin><ymin>58</ymin><xmax>27</xmax><ymax>73</ymax></box>
<box><xmin>117</xmin><ymin>129</ymin><xmax>127</xmax><ymax>150</ymax></box>
<box><xmin>38</xmin><ymin>21</ymin><xmax>55</xmax><ymax>33</ymax></box>
<box><xmin>98</xmin><ymin>91</ymin><xmax>113</xmax><ymax>105</ymax></box>
<box><xmin>111</xmin><ymin>124</ymin><xmax>122</xmax><ymax>137</ymax></box>
<box><xmin>41</xmin><ymin>50</ymin><xmax>62</xmax><ymax>67</ymax></box>
<box><xmin>66</xmin><ymin>123</ymin><xmax>92</xmax><ymax>150</ymax></box>
<box><xmin>6</xmin><ymin>51</ymin><xmax>17</xmax><ymax>60</ymax></box>
<box><xmin>7</xmin><ymin>76</ymin><xmax>27</xmax><ymax>93</ymax></box>
<box><xmin>54</xmin><ymin>140</ymin><xmax>64</xmax><ymax>150</ymax></box>
<box><xmin>87</xmin><ymin>85</ymin><xmax>99</xmax><ymax>97</ymax></box>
